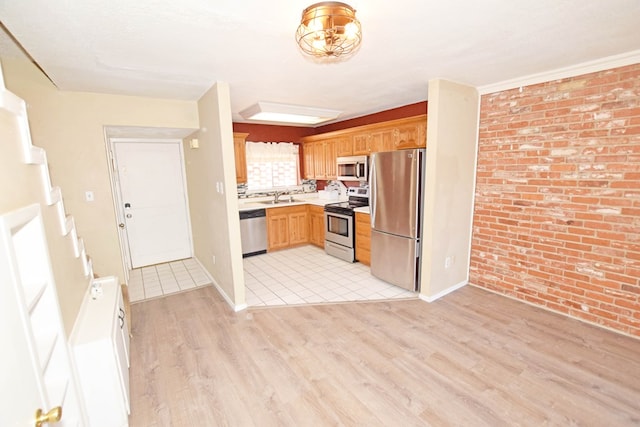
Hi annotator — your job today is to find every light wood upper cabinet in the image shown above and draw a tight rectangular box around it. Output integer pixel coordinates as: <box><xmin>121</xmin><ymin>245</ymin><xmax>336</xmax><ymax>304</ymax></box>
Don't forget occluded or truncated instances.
<box><xmin>300</xmin><ymin>115</ymin><xmax>427</xmax><ymax>179</ymax></box>
<box><xmin>369</xmin><ymin>128</ymin><xmax>395</xmax><ymax>153</ymax></box>
<box><xmin>352</xmin><ymin>132</ymin><xmax>370</xmax><ymax>155</ymax></box>
<box><xmin>324</xmin><ymin>139</ymin><xmax>337</xmax><ymax>180</ymax></box>
<box><xmin>303</xmin><ymin>141</ymin><xmax>315</xmax><ymax>179</ymax></box>
<box><xmin>336</xmin><ymin>136</ymin><xmax>353</xmax><ymax>157</ymax></box>
<box><xmin>313</xmin><ymin>141</ymin><xmax>326</xmax><ymax>179</ymax></box>
<box><xmin>394</xmin><ymin>122</ymin><xmax>423</xmax><ymax>150</ymax></box>
<box><xmin>233</xmin><ymin>132</ymin><xmax>249</xmax><ymax>184</ymax></box>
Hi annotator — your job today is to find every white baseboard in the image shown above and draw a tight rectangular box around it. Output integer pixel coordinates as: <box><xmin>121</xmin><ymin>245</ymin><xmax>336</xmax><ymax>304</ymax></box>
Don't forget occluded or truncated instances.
<box><xmin>419</xmin><ymin>280</ymin><xmax>467</xmax><ymax>303</ymax></box>
<box><xmin>193</xmin><ymin>257</ymin><xmax>247</xmax><ymax>312</ymax></box>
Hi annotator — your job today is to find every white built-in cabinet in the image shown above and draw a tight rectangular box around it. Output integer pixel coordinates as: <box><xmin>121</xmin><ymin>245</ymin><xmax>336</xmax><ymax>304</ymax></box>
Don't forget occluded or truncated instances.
<box><xmin>70</xmin><ymin>277</ymin><xmax>130</xmax><ymax>427</ymax></box>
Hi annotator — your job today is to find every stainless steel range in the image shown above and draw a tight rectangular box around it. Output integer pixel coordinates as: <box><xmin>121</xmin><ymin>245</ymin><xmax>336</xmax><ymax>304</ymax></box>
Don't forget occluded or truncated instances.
<box><xmin>324</xmin><ymin>187</ymin><xmax>369</xmax><ymax>262</ymax></box>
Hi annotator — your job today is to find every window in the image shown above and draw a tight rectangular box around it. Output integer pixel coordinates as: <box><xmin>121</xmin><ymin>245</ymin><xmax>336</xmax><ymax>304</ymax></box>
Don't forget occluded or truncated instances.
<box><xmin>245</xmin><ymin>141</ymin><xmax>300</xmax><ymax>191</ymax></box>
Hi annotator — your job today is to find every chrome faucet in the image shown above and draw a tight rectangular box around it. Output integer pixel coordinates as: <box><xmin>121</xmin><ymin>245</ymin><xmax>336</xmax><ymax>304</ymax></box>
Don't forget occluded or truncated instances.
<box><xmin>273</xmin><ymin>190</ymin><xmax>288</xmax><ymax>203</ymax></box>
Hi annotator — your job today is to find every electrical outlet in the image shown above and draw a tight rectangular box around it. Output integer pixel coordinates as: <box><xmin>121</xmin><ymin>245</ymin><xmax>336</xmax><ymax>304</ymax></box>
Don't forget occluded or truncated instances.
<box><xmin>445</xmin><ymin>256</ymin><xmax>455</xmax><ymax>269</ymax></box>
<box><xmin>84</xmin><ymin>191</ymin><xmax>94</xmax><ymax>202</ymax></box>
<box><xmin>212</xmin><ymin>255</ymin><xmax>216</xmax><ymax>265</ymax></box>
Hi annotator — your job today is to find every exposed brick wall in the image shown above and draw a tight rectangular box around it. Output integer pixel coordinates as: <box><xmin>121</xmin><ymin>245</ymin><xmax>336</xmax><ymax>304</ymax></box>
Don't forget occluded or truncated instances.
<box><xmin>470</xmin><ymin>63</ymin><xmax>640</xmax><ymax>337</ymax></box>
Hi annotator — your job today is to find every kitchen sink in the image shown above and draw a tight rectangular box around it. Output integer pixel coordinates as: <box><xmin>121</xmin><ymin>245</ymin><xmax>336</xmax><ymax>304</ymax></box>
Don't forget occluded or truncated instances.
<box><xmin>257</xmin><ymin>199</ymin><xmax>305</xmax><ymax>205</ymax></box>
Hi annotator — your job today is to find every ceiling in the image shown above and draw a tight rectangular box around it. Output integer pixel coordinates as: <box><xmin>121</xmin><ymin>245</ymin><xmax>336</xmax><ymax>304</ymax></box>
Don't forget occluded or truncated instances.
<box><xmin>1</xmin><ymin>1</ymin><xmax>639</xmax><ymax>126</ymax></box>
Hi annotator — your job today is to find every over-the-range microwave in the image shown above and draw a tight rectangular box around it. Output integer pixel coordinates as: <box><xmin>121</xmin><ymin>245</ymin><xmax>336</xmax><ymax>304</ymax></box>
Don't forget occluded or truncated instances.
<box><xmin>337</xmin><ymin>155</ymin><xmax>368</xmax><ymax>182</ymax></box>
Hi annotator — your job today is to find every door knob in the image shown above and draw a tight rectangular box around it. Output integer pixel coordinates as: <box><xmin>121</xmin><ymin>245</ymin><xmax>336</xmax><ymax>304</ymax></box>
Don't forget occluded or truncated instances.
<box><xmin>34</xmin><ymin>406</ymin><xmax>62</xmax><ymax>426</ymax></box>
<box><xmin>119</xmin><ymin>223</ymin><xmax>125</xmax><ymax>228</ymax></box>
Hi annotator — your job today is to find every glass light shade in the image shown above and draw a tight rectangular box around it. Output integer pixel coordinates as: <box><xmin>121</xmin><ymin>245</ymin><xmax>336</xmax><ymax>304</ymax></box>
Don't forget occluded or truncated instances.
<box><xmin>239</xmin><ymin>102</ymin><xmax>342</xmax><ymax>125</ymax></box>
<box><xmin>295</xmin><ymin>2</ymin><xmax>362</xmax><ymax>58</ymax></box>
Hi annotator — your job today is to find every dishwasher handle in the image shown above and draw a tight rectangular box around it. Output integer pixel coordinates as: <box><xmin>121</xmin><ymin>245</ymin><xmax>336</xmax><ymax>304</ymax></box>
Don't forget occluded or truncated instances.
<box><xmin>240</xmin><ymin>208</ymin><xmax>266</xmax><ymax>220</ymax></box>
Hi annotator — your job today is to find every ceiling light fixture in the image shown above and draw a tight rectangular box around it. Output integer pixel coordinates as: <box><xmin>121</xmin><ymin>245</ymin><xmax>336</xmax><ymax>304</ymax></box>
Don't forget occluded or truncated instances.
<box><xmin>295</xmin><ymin>2</ymin><xmax>362</xmax><ymax>58</ymax></box>
<box><xmin>239</xmin><ymin>102</ymin><xmax>342</xmax><ymax>126</ymax></box>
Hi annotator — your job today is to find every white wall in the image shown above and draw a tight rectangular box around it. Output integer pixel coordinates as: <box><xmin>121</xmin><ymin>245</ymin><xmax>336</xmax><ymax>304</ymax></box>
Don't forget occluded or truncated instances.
<box><xmin>420</xmin><ymin>79</ymin><xmax>479</xmax><ymax>300</ymax></box>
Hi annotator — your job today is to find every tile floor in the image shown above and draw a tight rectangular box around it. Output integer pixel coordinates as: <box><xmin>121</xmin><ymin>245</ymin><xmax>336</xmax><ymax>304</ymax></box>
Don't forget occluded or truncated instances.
<box><xmin>128</xmin><ymin>258</ymin><xmax>212</xmax><ymax>303</ymax></box>
<box><xmin>128</xmin><ymin>246</ymin><xmax>418</xmax><ymax>306</ymax></box>
<box><xmin>244</xmin><ymin>245</ymin><xmax>417</xmax><ymax>307</ymax></box>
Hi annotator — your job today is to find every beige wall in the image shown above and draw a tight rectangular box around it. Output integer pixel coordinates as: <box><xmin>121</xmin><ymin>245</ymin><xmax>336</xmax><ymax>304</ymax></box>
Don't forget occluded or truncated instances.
<box><xmin>2</xmin><ymin>58</ymin><xmax>199</xmax><ymax>282</ymax></box>
<box><xmin>0</xmin><ymin>70</ymin><xmax>89</xmax><ymax>334</ymax></box>
<box><xmin>420</xmin><ymin>79</ymin><xmax>479</xmax><ymax>299</ymax></box>
<box><xmin>1</xmin><ymin>57</ymin><xmax>199</xmax><ymax>330</ymax></box>
<box><xmin>185</xmin><ymin>82</ymin><xmax>245</xmax><ymax>308</ymax></box>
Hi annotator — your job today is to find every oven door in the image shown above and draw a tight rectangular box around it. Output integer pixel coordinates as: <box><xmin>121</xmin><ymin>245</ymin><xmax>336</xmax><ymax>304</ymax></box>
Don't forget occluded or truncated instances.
<box><xmin>324</xmin><ymin>211</ymin><xmax>353</xmax><ymax>248</ymax></box>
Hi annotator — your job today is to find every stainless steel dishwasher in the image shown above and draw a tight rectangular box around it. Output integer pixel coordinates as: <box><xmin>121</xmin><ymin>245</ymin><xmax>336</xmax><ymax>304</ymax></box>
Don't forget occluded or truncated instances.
<box><xmin>239</xmin><ymin>208</ymin><xmax>267</xmax><ymax>257</ymax></box>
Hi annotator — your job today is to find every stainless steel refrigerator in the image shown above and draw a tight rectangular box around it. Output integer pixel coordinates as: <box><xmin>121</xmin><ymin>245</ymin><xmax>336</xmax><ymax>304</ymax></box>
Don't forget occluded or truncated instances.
<box><xmin>369</xmin><ymin>149</ymin><xmax>425</xmax><ymax>291</ymax></box>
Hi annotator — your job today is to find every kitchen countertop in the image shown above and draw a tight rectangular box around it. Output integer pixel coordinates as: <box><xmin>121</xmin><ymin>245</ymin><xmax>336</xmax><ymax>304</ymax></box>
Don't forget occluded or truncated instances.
<box><xmin>354</xmin><ymin>206</ymin><xmax>370</xmax><ymax>214</ymax></box>
<box><xmin>238</xmin><ymin>194</ymin><xmax>348</xmax><ymax>212</ymax></box>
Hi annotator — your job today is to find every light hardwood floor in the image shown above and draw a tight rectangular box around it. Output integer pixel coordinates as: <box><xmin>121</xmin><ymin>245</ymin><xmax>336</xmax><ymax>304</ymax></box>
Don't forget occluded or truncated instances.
<box><xmin>129</xmin><ymin>285</ymin><xmax>640</xmax><ymax>426</ymax></box>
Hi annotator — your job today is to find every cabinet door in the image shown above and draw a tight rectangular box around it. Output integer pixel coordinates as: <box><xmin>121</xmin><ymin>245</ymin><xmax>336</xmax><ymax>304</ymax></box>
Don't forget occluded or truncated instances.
<box><xmin>370</xmin><ymin>129</ymin><xmax>395</xmax><ymax>153</ymax></box>
<box><xmin>71</xmin><ymin>277</ymin><xmax>129</xmax><ymax>427</ymax></box>
<box><xmin>336</xmin><ymin>136</ymin><xmax>353</xmax><ymax>156</ymax></box>
<box><xmin>355</xmin><ymin>212</ymin><xmax>371</xmax><ymax>265</ymax></box>
<box><xmin>303</xmin><ymin>141</ymin><xmax>315</xmax><ymax>179</ymax></box>
<box><xmin>352</xmin><ymin>133</ymin><xmax>370</xmax><ymax>155</ymax></box>
<box><xmin>313</xmin><ymin>141</ymin><xmax>326</xmax><ymax>179</ymax></box>
<box><xmin>289</xmin><ymin>211</ymin><xmax>309</xmax><ymax>245</ymax></box>
<box><xmin>308</xmin><ymin>205</ymin><xmax>325</xmax><ymax>248</ymax></box>
<box><xmin>267</xmin><ymin>212</ymin><xmax>289</xmax><ymax>251</ymax></box>
<box><xmin>324</xmin><ymin>140</ymin><xmax>337</xmax><ymax>180</ymax></box>
<box><xmin>233</xmin><ymin>133</ymin><xmax>248</xmax><ymax>183</ymax></box>
<box><xmin>394</xmin><ymin>121</ymin><xmax>426</xmax><ymax>149</ymax></box>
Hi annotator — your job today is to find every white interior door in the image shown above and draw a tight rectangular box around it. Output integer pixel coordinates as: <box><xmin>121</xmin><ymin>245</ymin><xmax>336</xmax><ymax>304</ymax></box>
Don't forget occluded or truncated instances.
<box><xmin>114</xmin><ymin>141</ymin><xmax>192</xmax><ymax>268</ymax></box>
<box><xmin>0</xmin><ymin>204</ymin><xmax>86</xmax><ymax>426</ymax></box>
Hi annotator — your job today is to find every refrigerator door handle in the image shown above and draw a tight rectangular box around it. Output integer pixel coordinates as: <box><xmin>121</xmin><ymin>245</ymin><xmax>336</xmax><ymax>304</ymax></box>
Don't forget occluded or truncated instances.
<box><xmin>370</xmin><ymin>156</ymin><xmax>377</xmax><ymax>226</ymax></box>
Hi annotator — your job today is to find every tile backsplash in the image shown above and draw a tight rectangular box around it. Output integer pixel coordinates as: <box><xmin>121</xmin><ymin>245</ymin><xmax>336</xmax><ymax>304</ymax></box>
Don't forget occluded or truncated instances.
<box><xmin>237</xmin><ymin>179</ymin><xmax>317</xmax><ymax>199</ymax></box>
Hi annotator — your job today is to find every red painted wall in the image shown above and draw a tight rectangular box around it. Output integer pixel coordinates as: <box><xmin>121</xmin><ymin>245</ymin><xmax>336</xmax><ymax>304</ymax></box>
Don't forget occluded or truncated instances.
<box><xmin>232</xmin><ymin>122</ymin><xmax>315</xmax><ymax>142</ymax></box>
<box><xmin>315</xmin><ymin>101</ymin><xmax>428</xmax><ymax>133</ymax></box>
<box><xmin>470</xmin><ymin>63</ymin><xmax>640</xmax><ymax>337</ymax></box>
<box><xmin>233</xmin><ymin>101</ymin><xmax>428</xmax><ymax>183</ymax></box>
<box><xmin>232</xmin><ymin>101</ymin><xmax>428</xmax><ymax>141</ymax></box>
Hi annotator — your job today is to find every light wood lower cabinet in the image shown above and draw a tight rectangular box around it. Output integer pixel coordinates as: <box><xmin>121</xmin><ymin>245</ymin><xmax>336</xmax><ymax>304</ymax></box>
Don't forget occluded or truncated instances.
<box><xmin>267</xmin><ymin>205</ymin><xmax>309</xmax><ymax>251</ymax></box>
<box><xmin>355</xmin><ymin>212</ymin><xmax>371</xmax><ymax>265</ymax></box>
<box><xmin>289</xmin><ymin>209</ymin><xmax>309</xmax><ymax>246</ymax></box>
<box><xmin>267</xmin><ymin>210</ymin><xmax>289</xmax><ymax>251</ymax></box>
<box><xmin>308</xmin><ymin>205</ymin><xmax>325</xmax><ymax>248</ymax></box>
